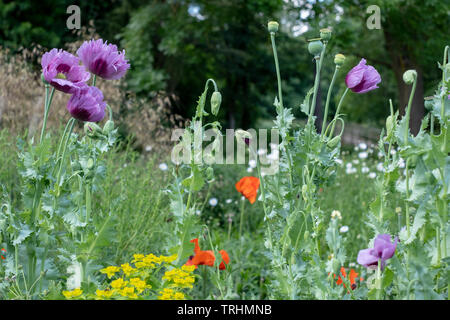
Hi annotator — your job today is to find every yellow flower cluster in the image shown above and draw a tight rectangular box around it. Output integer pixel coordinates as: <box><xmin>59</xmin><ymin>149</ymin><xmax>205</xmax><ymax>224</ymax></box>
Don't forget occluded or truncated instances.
<box><xmin>62</xmin><ymin>288</ymin><xmax>83</xmax><ymax>299</ymax></box>
<box><xmin>162</xmin><ymin>265</ymin><xmax>196</xmax><ymax>289</ymax></box>
<box><xmin>132</xmin><ymin>253</ymin><xmax>177</xmax><ymax>269</ymax></box>
<box><xmin>64</xmin><ymin>252</ymin><xmax>194</xmax><ymax>300</ymax></box>
<box><xmin>158</xmin><ymin>288</ymin><xmax>185</xmax><ymax>300</ymax></box>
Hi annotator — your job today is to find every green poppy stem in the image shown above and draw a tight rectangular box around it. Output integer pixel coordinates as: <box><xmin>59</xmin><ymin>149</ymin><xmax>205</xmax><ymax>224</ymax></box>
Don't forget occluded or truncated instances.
<box><xmin>321</xmin><ymin>66</ymin><xmax>340</xmax><ymax>137</ymax></box>
<box><xmin>238</xmin><ymin>197</ymin><xmax>245</xmax><ymax>240</ymax></box>
<box><xmin>404</xmin><ymin>78</ymin><xmax>417</xmax><ymax>145</ymax></box>
<box><xmin>328</xmin><ymin>88</ymin><xmax>349</xmax><ymax>139</ymax></box>
<box><xmin>40</xmin><ymin>86</ymin><xmax>55</xmax><ymax>143</ymax></box>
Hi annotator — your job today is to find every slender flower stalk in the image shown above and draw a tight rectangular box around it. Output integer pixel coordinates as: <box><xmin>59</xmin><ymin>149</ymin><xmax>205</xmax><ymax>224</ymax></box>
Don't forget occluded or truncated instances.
<box><xmin>39</xmin><ymin>85</ymin><xmax>55</xmax><ymax>143</ymax></box>
<box><xmin>269</xmin><ymin>24</ymin><xmax>294</xmax><ymax>189</ymax></box>
<box><xmin>328</xmin><ymin>88</ymin><xmax>349</xmax><ymax>138</ymax></box>
<box><xmin>403</xmin><ymin>70</ymin><xmax>417</xmax><ymax>144</ymax></box>
<box><xmin>321</xmin><ymin>66</ymin><xmax>339</xmax><ymax>136</ymax></box>
<box><xmin>238</xmin><ymin>197</ymin><xmax>245</xmax><ymax>240</ymax></box>
<box><xmin>309</xmin><ymin>57</ymin><xmax>322</xmax><ymax>126</ymax></box>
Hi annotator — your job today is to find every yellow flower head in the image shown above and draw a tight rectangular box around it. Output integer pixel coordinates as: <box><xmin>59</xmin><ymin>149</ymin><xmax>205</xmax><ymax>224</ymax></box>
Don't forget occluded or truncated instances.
<box><xmin>100</xmin><ymin>266</ymin><xmax>120</xmax><ymax>278</ymax></box>
<box><xmin>132</xmin><ymin>254</ymin><xmax>145</xmax><ymax>263</ymax></box>
<box><xmin>62</xmin><ymin>288</ymin><xmax>83</xmax><ymax>299</ymax></box>
<box><xmin>111</xmin><ymin>278</ymin><xmax>128</xmax><ymax>289</ymax></box>
<box><xmin>121</xmin><ymin>263</ymin><xmax>136</xmax><ymax>276</ymax></box>
<box><xmin>120</xmin><ymin>286</ymin><xmax>138</xmax><ymax>299</ymax></box>
<box><xmin>129</xmin><ymin>277</ymin><xmax>150</xmax><ymax>292</ymax></box>
<box><xmin>96</xmin><ymin>289</ymin><xmax>114</xmax><ymax>299</ymax></box>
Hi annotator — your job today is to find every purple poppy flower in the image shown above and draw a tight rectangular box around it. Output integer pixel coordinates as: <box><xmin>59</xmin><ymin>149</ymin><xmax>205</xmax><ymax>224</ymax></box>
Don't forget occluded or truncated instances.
<box><xmin>76</xmin><ymin>39</ymin><xmax>130</xmax><ymax>80</ymax></box>
<box><xmin>67</xmin><ymin>86</ymin><xmax>106</xmax><ymax>122</ymax></box>
<box><xmin>41</xmin><ymin>49</ymin><xmax>90</xmax><ymax>94</ymax></box>
<box><xmin>345</xmin><ymin>58</ymin><xmax>381</xmax><ymax>94</ymax></box>
<box><xmin>357</xmin><ymin>234</ymin><xmax>398</xmax><ymax>270</ymax></box>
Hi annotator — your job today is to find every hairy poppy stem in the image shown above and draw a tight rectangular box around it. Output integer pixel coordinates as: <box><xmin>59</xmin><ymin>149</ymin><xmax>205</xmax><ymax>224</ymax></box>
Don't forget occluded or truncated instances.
<box><xmin>56</xmin><ymin>118</ymin><xmax>76</xmax><ymax>195</ymax></box>
<box><xmin>308</xmin><ymin>58</ymin><xmax>321</xmax><ymax>127</ymax></box>
<box><xmin>328</xmin><ymin>88</ymin><xmax>349</xmax><ymax>139</ymax></box>
<box><xmin>40</xmin><ymin>86</ymin><xmax>55</xmax><ymax>143</ymax></box>
<box><xmin>404</xmin><ymin>77</ymin><xmax>417</xmax><ymax>145</ymax></box>
<box><xmin>321</xmin><ymin>65</ymin><xmax>340</xmax><ymax>137</ymax></box>
<box><xmin>238</xmin><ymin>197</ymin><xmax>245</xmax><ymax>240</ymax></box>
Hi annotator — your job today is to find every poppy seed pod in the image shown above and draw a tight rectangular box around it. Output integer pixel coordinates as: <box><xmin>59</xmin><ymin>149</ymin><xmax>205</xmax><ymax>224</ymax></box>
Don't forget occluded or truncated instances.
<box><xmin>211</xmin><ymin>91</ymin><xmax>222</xmax><ymax>116</ymax></box>
<box><xmin>268</xmin><ymin>21</ymin><xmax>279</xmax><ymax>33</ymax></box>
<box><xmin>334</xmin><ymin>54</ymin><xmax>346</xmax><ymax>66</ymax></box>
<box><xmin>308</xmin><ymin>40</ymin><xmax>324</xmax><ymax>58</ymax></box>
<box><xmin>402</xmin><ymin>70</ymin><xmax>417</xmax><ymax>85</ymax></box>
<box><xmin>320</xmin><ymin>28</ymin><xmax>332</xmax><ymax>42</ymax></box>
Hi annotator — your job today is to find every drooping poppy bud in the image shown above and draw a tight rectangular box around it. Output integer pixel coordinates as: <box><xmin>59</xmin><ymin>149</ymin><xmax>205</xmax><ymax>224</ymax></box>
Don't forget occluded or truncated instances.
<box><xmin>210</xmin><ymin>91</ymin><xmax>222</xmax><ymax>116</ymax></box>
<box><xmin>327</xmin><ymin>136</ymin><xmax>341</xmax><ymax>148</ymax></box>
<box><xmin>402</xmin><ymin>70</ymin><xmax>417</xmax><ymax>85</ymax></box>
<box><xmin>84</xmin><ymin>122</ymin><xmax>104</xmax><ymax>139</ymax></box>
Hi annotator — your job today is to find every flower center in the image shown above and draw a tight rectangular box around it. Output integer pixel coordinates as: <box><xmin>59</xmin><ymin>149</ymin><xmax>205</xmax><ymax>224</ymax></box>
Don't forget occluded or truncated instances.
<box><xmin>56</xmin><ymin>72</ymin><xmax>67</xmax><ymax>80</ymax></box>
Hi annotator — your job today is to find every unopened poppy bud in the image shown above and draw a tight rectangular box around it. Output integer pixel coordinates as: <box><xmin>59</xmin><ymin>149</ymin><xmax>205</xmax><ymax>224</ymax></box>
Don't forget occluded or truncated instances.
<box><xmin>327</xmin><ymin>136</ymin><xmax>341</xmax><ymax>148</ymax></box>
<box><xmin>334</xmin><ymin>54</ymin><xmax>346</xmax><ymax>66</ymax></box>
<box><xmin>304</xmin><ymin>231</ymin><xmax>310</xmax><ymax>241</ymax></box>
<box><xmin>386</xmin><ymin>115</ymin><xmax>394</xmax><ymax>136</ymax></box>
<box><xmin>301</xmin><ymin>184</ymin><xmax>308</xmax><ymax>201</ymax></box>
<box><xmin>206</xmin><ymin>167</ymin><xmax>214</xmax><ymax>181</ymax></box>
<box><xmin>402</xmin><ymin>70</ymin><xmax>417</xmax><ymax>85</ymax></box>
<box><xmin>332</xmin><ymin>258</ymin><xmax>340</xmax><ymax>271</ymax></box>
<box><xmin>424</xmin><ymin>99</ymin><xmax>434</xmax><ymax>111</ymax></box>
<box><xmin>235</xmin><ymin>129</ymin><xmax>252</xmax><ymax>145</ymax></box>
<box><xmin>103</xmin><ymin>120</ymin><xmax>115</xmax><ymax>134</ymax></box>
<box><xmin>84</xmin><ymin>122</ymin><xmax>104</xmax><ymax>139</ymax></box>
<box><xmin>320</xmin><ymin>28</ymin><xmax>332</xmax><ymax>42</ymax></box>
<box><xmin>308</xmin><ymin>40</ymin><xmax>324</xmax><ymax>58</ymax></box>
<box><xmin>87</xmin><ymin>158</ymin><xmax>94</xmax><ymax>170</ymax></box>
<box><xmin>210</xmin><ymin>91</ymin><xmax>222</xmax><ymax>116</ymax></box>
<box><xmin>268</xmin><ymin>21</ymin><xmax>279</xmax><ymax>33</ymax></box>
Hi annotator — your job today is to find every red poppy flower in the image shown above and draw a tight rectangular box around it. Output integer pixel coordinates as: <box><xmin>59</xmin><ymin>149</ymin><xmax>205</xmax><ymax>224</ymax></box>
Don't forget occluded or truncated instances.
<box><xmin>185</xmin><ymin>239</ymin><xmax>230</xmax><ymax>270</ymax></box>
<box><xmin>235</xmin><ymin>176</ymin><xmax>260</xmax><ymax>204</ymax></box>
<box><xmin>1</xmin><ymin>248</ymin><xmax>6</xmax><ymax>260</ymax></box>
<box><xmin>332</xmin><ymin>267</ymin><xmax>363</xmax><ymax>290</ymax></box>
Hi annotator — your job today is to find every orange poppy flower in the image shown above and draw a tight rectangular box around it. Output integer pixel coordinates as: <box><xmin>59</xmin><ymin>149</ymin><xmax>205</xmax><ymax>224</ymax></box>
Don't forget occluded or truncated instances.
<box><xmin>185</xmin><ymin>239</ymin><xmax>230</xmax><ymax>270</ymax></box>
<box><xmin>1</xmin><ymin>248</ymin><xmax>6</xmax><ymax>260</ymax></box>
<box><xmin>235</xmin><ymin>176</ymin><xmax>260</xmax><ymax>204</ymax></box>
<box><xmin>332</xmin><ymin>267</ymin><xmax>363</xmax><ymax>290</ymax></box>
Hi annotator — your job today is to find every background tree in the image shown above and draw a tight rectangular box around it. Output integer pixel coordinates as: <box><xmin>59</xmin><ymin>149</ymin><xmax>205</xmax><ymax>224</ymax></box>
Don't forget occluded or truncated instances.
<box><xmin>286</xmin><ymin>0</ymin><xmax>449</xmax><ymax>134</ymax></box>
